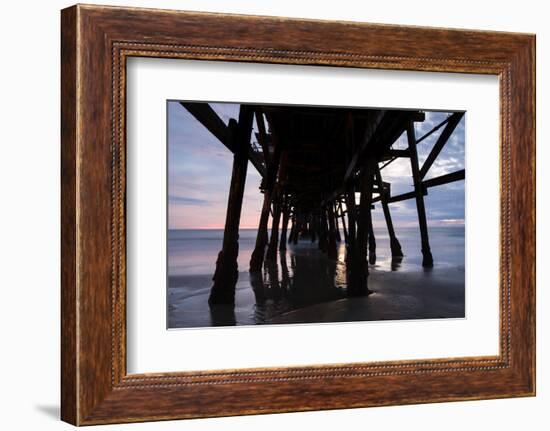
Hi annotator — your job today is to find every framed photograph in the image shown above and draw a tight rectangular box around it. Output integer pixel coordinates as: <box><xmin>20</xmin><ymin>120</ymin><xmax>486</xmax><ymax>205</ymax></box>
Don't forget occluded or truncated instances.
<box><xmin>61</xmin><ymin>4</ymin><xmax>535</xmax><ymax>425</ymax></box>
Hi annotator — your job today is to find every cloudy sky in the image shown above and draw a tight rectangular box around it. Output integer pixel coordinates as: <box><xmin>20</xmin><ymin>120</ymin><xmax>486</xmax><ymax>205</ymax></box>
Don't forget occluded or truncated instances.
<box><xmin>168</xmin><ymin>102</ymin><xmax>465</xmax><ymax>230</ymax></box>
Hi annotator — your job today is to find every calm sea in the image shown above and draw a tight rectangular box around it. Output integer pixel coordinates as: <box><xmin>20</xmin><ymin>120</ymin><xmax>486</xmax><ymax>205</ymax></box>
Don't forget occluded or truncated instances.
<box><xmin>167</xmin><ymin>226</ymin><xmax>465</xmax><ymax>279</ymax></box>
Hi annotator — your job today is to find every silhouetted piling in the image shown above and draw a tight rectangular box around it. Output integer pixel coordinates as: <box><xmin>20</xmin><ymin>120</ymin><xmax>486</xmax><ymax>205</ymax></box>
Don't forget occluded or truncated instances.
<box><xmin>406</xmin><ymin>122</ymin><xmax>434</xmax><ymax>267</ymax></box>
<box><xmin>279</xmin><ymin>199</ymin><xmax>290</xmax><ymax>251</ymax></box>
<box><xmin>375</xmin><ymin>166</ymin><xmax>403</xmax><ymax>258</ymax></box>
<box><xmin>327</xmin><ymin>205</ymin><xmax>338</xmax><ymax>260</ymax></box>
<box><xmin>210</xmin><ymin>106</ymin><xmax>254</xmax><ymax>305</ymax></box>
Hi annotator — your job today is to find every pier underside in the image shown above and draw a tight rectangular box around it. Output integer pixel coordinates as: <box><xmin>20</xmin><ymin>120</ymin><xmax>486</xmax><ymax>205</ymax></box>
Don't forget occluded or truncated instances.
<box><xmin>181</xmin><ymin>102</ymin><xmax>465</xmax><ymax>307</ymax></box>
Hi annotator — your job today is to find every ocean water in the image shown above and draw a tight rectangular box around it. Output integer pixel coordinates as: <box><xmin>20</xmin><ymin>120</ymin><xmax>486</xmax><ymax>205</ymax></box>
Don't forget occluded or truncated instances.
<box><xmin>167</xmin><ymin>226</ymin><xmax>465</xmax><ymax>328</ymax></box>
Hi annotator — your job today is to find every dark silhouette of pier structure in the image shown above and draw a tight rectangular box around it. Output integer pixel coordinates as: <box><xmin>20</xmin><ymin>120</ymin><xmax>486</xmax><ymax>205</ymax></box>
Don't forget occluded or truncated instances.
<box><xmin>181</xmin><ymin>102</ymin><xmax>464</xmax><ymax>306</ymax></box>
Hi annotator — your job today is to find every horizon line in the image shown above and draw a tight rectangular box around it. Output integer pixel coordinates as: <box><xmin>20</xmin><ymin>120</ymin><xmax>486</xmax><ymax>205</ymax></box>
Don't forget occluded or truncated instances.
<box><xmin>168</xmin><ymin>224</ymin><xmax>465</xmax><ymax>231</ymax></box>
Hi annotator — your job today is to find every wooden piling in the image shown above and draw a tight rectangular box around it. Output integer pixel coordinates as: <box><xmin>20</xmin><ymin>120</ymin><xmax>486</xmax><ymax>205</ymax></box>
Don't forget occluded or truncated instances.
<box><xmin>266</xmin><ymin>192</ymin><xmax>282</xmax><ymax>259</ymax></box>
<box><xmin>345</xmin><ymin>191</ymin><xmax>357</xmax><ymax>248</ymax></box>
<box><xmin>279</xmin><ymin>198</ymin><xmax>290</xmax><ymax>251</ymax></box>
<box><xmin>288</xmin><ymin>214</ymin><xmax>299</xmax><ymax>245</ymax></box>
<box><xmin>344</xmin><ymin>189</ymin><xmax>363</xmax><ymax>295</ymax></box>
<box><xmin>210</xmin><ymin>106</ymin><xmax>254</xmax><ymax>305</ymax></box>
<box><xmin>333</xmin><ymin>202</ymin><xmax>342</xmax><ymax>242</ymax></box>
<box><xmin>375</xmin><ymin>165</ymin><xmax>403</xmax><ymax>257</ymax></box>
<box><xmin>327</xmin><ymin>204</ymin><xmax>338</xmax><ymax>260</ymax></box>
<box><xmin>287</xmin><ymin>216</ymin><xmax>295</xmax><ymax>244</ymax></box>
<box><xmin>249</xmin><ymin>132</ymin><xmax>282</xmax><ymax>272</ymax></box>
<box><xmin>249</xmin><ymin>191</ymin><xmax>271</xmax><ymax>271</ymax></box>
<box><xmin>357</xmin><ymin>160</ymin><xmax>375</xmax><ymax>271</ymax></box>
<box><xmin>406</xmin><ymin>122</ymin><xmax>434</xmax><ymax>267</ymax></box>
<box><xmin>338</xmin><ymin>200</ymin><xmax>349</xmax><ymax>243</ymax></box>
<box><xmin>368</xmin><ymin>212</ymin><xmax>376</xmax><ymax>265</ymax></box>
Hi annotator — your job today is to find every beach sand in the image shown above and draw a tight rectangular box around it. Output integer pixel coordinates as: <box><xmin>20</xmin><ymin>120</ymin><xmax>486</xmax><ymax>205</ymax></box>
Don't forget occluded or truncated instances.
<box><xmin>167</xmin><ymin>227</ymin><xmax>465</xmax><ymax>328</ymax></box>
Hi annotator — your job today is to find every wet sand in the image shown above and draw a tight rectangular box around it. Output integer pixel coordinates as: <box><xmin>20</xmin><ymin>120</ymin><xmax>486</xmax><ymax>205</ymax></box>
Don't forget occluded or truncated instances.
<box><xmin>268</xmin><ymin>268</ymin><xmax>465</xmax><ymax>324</ymax></box>
<box><xmin>168</xmin><ymin>227</ymin><xmax>465</xmax><ymax>328</ymax></box>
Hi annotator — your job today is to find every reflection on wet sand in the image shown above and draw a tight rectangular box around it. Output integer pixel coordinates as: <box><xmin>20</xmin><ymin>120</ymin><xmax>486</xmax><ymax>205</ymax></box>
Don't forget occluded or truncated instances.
<box><xmin>209</xmin><ymin>304</ymin><xmax>236</xmax><ymax>327</ymax></box>
<box><xmin>168</xmin><ymin>227</ymin><xmax>465</xmax><ymax>328</ymax></box>
<box><xmin>245</xmin><ymin>244</ymin><xmax>345</xmax><ymax>325</ymax></box>
<box><xmin>168</xmin><ymin>229</ymin><xmax>464</xmax><ymax>328</ymax></box>
<box><xmin>391</xmin><ymin>256</ymin><xmax>403</xmax><ymax>271</ymax></box>
<box><xmin>250</xmin><ymin>249</ymin><xmax>346</xmax><ymax>325</ymax></box>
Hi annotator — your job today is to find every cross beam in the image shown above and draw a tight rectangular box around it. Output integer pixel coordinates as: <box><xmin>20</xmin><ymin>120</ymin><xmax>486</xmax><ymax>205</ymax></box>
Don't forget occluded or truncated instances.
<box><xmin>322</xmin><ymin>111</ymin><xmax>424</xmax><ymax>206</ymax></box>
<box><xmin>419</xmin><ymin>112</ymin><xmax>464</xmax><ymax>179</ymax></box>
<box><xmin>373</xmin><ymin>169</ymin><xmax>465</xmax><ymax>203</ymax></box>
<box><xmin>180</xmin><ymin>102</ymin><xmax>266</xmax><ymax>177</ymax></box>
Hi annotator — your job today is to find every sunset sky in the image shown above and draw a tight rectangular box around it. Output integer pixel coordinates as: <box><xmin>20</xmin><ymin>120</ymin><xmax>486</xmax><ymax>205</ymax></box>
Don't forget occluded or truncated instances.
<box><xmin>167</xmin><ymin>102</ymin><xmax>465</xmax><ymax>230</ymax></box>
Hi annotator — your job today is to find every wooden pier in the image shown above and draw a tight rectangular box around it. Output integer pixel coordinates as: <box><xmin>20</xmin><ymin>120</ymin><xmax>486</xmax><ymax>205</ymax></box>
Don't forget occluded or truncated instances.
<box><xmin>181</xmin><ymin>102</ymin><xmax>465</xmax><ymax>306</ymax></box>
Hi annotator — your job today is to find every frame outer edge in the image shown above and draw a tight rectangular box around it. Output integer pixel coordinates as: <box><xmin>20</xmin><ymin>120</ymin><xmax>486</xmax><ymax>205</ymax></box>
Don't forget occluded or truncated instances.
<box><xmin>61</xmin><ymin>4</ymin><xmax>536</xmax><ymax>424</ymax></box>
<box><xmin>523</xmin><ymin>34</ymin><xmax>536</xmax><ymax>395</ymax></box>
<box><xmin>61</xmin><ymin>5</ymin><xmax>79</xmax><ymax>426</ymax></box>
<box><xmin>531</xmin><ymin>34</ymin><xmax>536</xmax><ymax>396</ymax></box>
<box><xmin>506</xmin><ymin>34</ymin><xmax>536</xmax><ymax>395</ymax></box>
<box><xmin>527</xmin><ymin>34</ymin><xmax>536</xmax><ymax>395</ymax></box>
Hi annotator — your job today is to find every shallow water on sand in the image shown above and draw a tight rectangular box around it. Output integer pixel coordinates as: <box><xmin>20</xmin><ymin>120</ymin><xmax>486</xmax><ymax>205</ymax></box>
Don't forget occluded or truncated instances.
<box><xmin>167</xmin><ymin>227</ymin><xmax>465</xmax><ymax>328</ymax></box>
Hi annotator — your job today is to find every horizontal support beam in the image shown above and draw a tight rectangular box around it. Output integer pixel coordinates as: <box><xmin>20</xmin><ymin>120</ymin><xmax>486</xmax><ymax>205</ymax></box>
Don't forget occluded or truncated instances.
<box><xmin>373</xmin><ymin>169</ymin><xmax>465</xmax><ymax>203</ymax></box>
<box><xmin>338</xmin><ymin>204</ymin><xmax>376</xmax><ymax>215</ymax></box>
<box><xmin>386</xmin><ymin>149</ymin><xmax>410</xmax><ymax>158</ymax></box>
<box><xmin>321</xmin><ymin>111</ymin><xmax>424</xmax><ymax>207</ymax></box>
<box><xmin>422</xmin><ymin>169</ymin><xmax>465</xmax><ymax>188</ymax></box>
<box><xmin>386</xmin><ymin>189</ymin><xmax>427</xmax><ymax>203</ymax></box>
